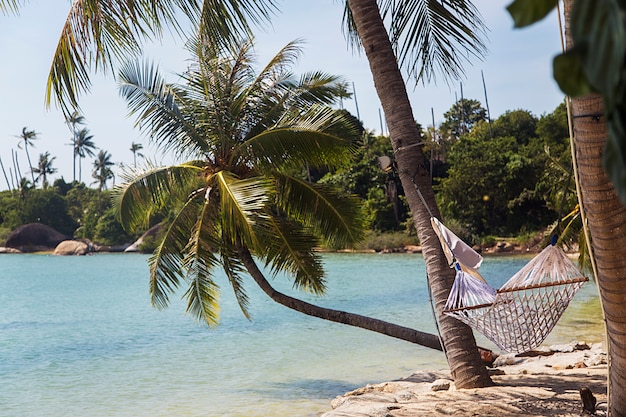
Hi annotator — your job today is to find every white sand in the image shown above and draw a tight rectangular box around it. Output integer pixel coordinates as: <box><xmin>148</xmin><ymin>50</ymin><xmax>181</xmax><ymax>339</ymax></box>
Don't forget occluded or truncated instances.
<box><xmin>322</xmin><ymin>343</ymin><xmax>607</xmax><ymax>416</ymax></box>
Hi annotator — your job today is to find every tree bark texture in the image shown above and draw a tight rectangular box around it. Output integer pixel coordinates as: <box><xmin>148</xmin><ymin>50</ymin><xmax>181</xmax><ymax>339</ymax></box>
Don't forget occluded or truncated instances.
<box><xmin>347</xmin><ymin>0</ymin><xmax>492</xmax><ymax>388</ymax></box>
<box><xmin>565</xmin><ymin>1</ymin><xmax>626</xmax><ymax>415</ymax></box>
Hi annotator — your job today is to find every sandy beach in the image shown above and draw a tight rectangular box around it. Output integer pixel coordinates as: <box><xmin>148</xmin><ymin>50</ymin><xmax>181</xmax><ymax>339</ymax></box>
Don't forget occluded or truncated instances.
<box><xmin>323</xmin><ymin>342</ymin><xmax>607</xmax><ymax>416</ymax></box>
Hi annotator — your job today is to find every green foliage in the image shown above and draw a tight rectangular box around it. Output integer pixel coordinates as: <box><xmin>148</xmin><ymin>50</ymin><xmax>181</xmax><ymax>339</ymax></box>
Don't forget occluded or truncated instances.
<box><xmin>507</xmin><ymin>0</ymin><xmax>559</xmax><ymax>28</ymax></box>
<box><xmin>437</xmin><ymin>104</ymin><xmax>570</xmax><ymax>237</ymax></box>
<box><xmin>94</xmin><ymin>208</ymin><xmax>133</xmax><ymax>246</ymax></box>
<box><xmin>508</xmin><ymin>0</ymin><xmax>626</xmax><ymax>204</ymax></box>
<box><xmin>18</xmin><ymin>189</ymin><xmax>77</xmax><ymax>236</ymax></box>
<box><xmin>440</xmin><ymin>98</ymin><xmax>487</xmax><ymax>140</ymax></box>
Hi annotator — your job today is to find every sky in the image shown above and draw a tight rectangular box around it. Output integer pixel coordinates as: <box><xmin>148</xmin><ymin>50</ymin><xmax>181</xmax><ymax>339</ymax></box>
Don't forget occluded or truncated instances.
<box><xmin>0</xmin><ymin>1</ymin><xmax>565</xmax><ymax>191</ymax></box>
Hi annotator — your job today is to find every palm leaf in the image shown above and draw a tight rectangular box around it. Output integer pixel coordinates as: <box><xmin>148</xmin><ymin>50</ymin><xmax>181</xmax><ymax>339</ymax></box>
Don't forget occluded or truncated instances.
<box><xmin>148</xmin><ymin>193</ymin><xmax>205</xmax><ymax>310</ymax></box>
<box><xmin>256</xmin><ymin>214</ymin><xmax>326</xmax><ymax>295</ymax></box>
<box><xmin>216</xmin><ymin>171</ymin><xmax>273</xmax><ymax>247</ymax></box>
<box><xmin>219</xmin><ymin>244</ymin><xmax>252</xmax><ymax>319</ymax></box>
<box><xmin>0</xmin><ymin>0</ymin><xmax>23</xmax><ymax>15</ymax></box>
<box><xmin>182</xmin><ymin>200</ymin><xmax>222</xmax><ymax>326</ymax></box>
<box><xmin>114</xmin><ymin>162</ymin><xmax>204</xmax><ymax>232</ymax></box>
<box><xmin>118</xmin><ymin>60</ymin><xmax>210</xmax><ymax>158</ymax></box>
<box><xmin>45</xmin><ymin>0</ymin><xmax>277</xmax><ymax>114</ymax></box>
<box><xmin>273</xmin><ymin>172</ymin><xmax>365</xmax><ymax>248</ymax></box>
<box><xmin>239</xmin><ymin>106</ymin><xmax>356</xmax><ymax>170</ymax></box>
<box><xmin>390</xmin><ymin>0</ymin><xmax>487</xmax><ymax>83</ymax></box>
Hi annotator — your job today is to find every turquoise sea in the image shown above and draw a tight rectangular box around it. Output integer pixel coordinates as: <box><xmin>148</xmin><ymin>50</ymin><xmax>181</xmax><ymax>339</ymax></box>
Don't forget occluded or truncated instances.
<box><xmin>0</xmin><ymin>253</ymin><xmax>603</xmax><ymax>417</ymax></box>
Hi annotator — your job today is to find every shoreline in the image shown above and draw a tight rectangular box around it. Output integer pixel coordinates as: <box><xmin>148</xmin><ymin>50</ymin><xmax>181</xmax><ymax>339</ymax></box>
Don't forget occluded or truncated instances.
<box><xmin>322</xmin><ymin>342</ymin><xmax>607</xmax><ymax>417</ymax></box>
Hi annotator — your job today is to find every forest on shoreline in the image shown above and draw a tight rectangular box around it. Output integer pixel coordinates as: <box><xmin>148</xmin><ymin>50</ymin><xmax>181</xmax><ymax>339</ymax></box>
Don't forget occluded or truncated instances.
<box><xmin>0</xmin><ymin>100</ymin><xmax>577</xmax><ymax>253</ymax></box>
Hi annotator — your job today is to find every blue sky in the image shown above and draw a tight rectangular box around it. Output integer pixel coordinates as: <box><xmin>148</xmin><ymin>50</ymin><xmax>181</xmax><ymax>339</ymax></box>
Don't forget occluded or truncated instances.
<box><xmin>0</xmin><ymin>1</ymin><xmax>564</xmax><ymax>190</ymax></box>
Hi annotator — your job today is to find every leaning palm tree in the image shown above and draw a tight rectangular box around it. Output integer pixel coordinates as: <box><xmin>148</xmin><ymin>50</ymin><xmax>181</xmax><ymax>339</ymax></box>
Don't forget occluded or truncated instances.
<box><xmin>74</xmin><ymin>128</ymin><xmax>97</xmax><ymax>182</ymax></box>
<box><xmin>343</xmin><ymin>0</ymin><xmax>492</xmax><ymax>387</ymax></box>
<box><xmin>15</xmin><ymin>127</ymin><xmax>38</xmax><ymax>184</ymax></box>
<box><xmin>114</xmin><ymin>38</ymin><xmax>442</xmax><ymax>349</ymax></box>
<box><xmin>32</xmin><ymin>151</ymin><xmax>58</xmax><ymax>188</ymax></box>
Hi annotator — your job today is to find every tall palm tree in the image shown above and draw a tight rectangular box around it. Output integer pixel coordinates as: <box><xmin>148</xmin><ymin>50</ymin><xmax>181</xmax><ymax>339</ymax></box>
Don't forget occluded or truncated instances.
<box><xmin>130</xmin><ymin>142</ymin><xmax>144</xmax><ymax>167</ymax></box>
<box><xmin>344</xmin><ymin>0</ymin><xmax>492</xmax><ymax>388</ymax></box>
<box><xmin>15</xmin><ymin>127</ymin><xmax>38</xmax><ymax>184</ymax></box>
<box><xmin>32</xmin><ymin>151</ymin><xmax>58</xmax><ymax>188</ymax></box>
<box><xmin>74</xmin><ymin>128</ymin><xmax>97</xmax><ymax>182</ymax></box>
<box><xmin>66</xmin><ymin>110</ymin><xmax>85</xmax><ymax>182</ymax></box>
<box><xmin>560</xmin><ymin>1</ymin><xmax>626</xmax><ymax>413</ymax></box>
<box><xmin>115</xmin><ymin>38</ymin><xmax>442</xmax><ymax>349</ymax></box>
<box><xmin>92</xmin><ymin>150</ymin><xmax>114</xmax><ymax>190</ymax></box>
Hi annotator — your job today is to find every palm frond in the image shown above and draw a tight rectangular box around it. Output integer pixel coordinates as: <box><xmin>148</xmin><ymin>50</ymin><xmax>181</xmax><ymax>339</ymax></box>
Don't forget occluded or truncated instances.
<box><xmin>148</xmin><ymin>193</ymin><xmax>205</xmax><ymax>310</ymax></box>
<box><xmin>389</xmin><ymin>0</ymin><xmax>488</xmax><ymax>83</ymax></box>
<box><xmin>118</xmin><ymin>60</ymin><xmax>209</xmax><ymax>158</ymax></box>
<box><xmin>196</xmin><ymin>0</ymin><xmax>277</xmax><ymax>49</ymax></box>
<box><xmin>216</xmin><ymin>171</ymin><xmax>273</xmax><ymax>247</ymax></box>
<box><xmin>114</xmin><ymin>162</ymin><xmax>204</xmax><ymax>233</ymax></box>
<box><xmin>0</xmin><ymin>0</ymin><xmax>24</xmax><ymax>15</ymax></box>
<box><xmin>239</xmin><ymin>106</ymin><xmax>357</xmax><ymax>170</ymax></box>
<box><xmin>182</xmin><ymin>201</ymin><xmax>222</xmax><ymax>327</ymax></box>
<box><xmin>273</xmin><ymin>172</ymin><xmax>365</xmax><ymax>248</ymax></box>
<box><xmin>256</xmin><ymin>214</ymin><xmax>326</xmax><ymax>295</ymax></box>
<box><xmin>283</xmin><ymin>71</ymin><xmax>348</xmax><ymax>106</ymax></box>
<box><xmin>220</xmin><ymin>244</ymin><xmax>251</xmax><ymax>319</ymax></box>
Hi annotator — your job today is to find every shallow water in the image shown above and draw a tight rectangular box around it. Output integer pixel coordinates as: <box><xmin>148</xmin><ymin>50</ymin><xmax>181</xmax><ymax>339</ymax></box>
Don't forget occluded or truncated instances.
<box><xmin>0</xmin><ymin>253</ymin><xmax>603</xmax><ymax>416</ymax></box>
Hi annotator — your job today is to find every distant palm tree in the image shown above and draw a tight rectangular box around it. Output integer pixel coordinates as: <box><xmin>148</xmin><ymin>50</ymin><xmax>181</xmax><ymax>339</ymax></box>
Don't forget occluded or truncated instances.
<box><xmin>74</xmin><ymin>128</ymin><xmax>97</xmax><ymax>182</ymax></box>
<box><xmin>92</xmin><ymin>150</ymin><xmax>114</xmax><ymax>190</ymax></box>
<box><xmin>66</xmin><ymin>110</ymin><xmax>85</xmax><ymax>182</ymax></box>
<box><xmin>130</xmin><ymin>142</ymin><xmax>144</xmax><ymax>167</ymax></box>
<box><xmin>15</xmin><ymin>127</ymin><xmax>38</xmax><ymax>184</ymax></box>
<box><xmin>32</xmin><ymin>151</ymin><xmax>58</xmax><ymax>188</ymax></box>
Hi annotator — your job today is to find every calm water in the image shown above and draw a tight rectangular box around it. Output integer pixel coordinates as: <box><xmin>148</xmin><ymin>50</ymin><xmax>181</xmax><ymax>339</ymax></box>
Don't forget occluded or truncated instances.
<box><xmin>0</xmin><ymin>253</ymin><xmax>603</xmax><ymax>417</ymax></box>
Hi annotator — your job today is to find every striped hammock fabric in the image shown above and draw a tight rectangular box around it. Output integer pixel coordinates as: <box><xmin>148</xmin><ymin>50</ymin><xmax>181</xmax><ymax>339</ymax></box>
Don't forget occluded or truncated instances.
<box><xmin>432</xmin><ymin>218</ymin><xmax>589</xmax><ymax>354</ymax></box>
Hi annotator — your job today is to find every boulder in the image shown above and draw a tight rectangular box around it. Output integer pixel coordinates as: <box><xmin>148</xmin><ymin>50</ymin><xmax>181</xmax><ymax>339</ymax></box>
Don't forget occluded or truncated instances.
<box><xmin>0</xmin><ymin>247</ymin><xmax>22</xmax><ymax>254</ymax></box>
<box><xmin>54</xmin><ymin>240</ymin><xmax>91</xmax><ymax>256</ymax></box>
<box><xmin>5</xmin><ymin>223</ymin><xmax>70</xmax><ymax>252</ymax></box>
<box><xmin>125</xmin><ymin>223</ymin><xmax>163</xmax><ymax>252</ymax></box>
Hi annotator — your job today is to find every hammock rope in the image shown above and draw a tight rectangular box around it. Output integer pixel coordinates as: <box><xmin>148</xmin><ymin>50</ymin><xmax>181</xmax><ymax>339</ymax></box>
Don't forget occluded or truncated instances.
<box><xmin>433</xmin><ymin>218</ymin><xmax>588</xmax><ymax>354</ymax></box>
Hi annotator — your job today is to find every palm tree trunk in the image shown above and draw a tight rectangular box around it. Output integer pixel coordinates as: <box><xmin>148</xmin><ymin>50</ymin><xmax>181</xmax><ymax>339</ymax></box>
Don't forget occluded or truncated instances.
<box><xmin>345</xmin><ymin>0</ymin><xmax>491</xmax><ymax>389</ymax></box>
<box><xmin>237</xmin><ymin>245</ymin><xmax>443</xmax><ymax>350</ymax></box>
<box><xmin>25</xmin><ymin>145</ymin><xmax>35</xmax><ymax>184</ymax></box>
<box><xmin>0</xmin><ymin>156</ymin><xmax>11</xmax><ymax>191</ymax></box>
<box><xmin>563</xmin><ymin>1</ymin><xmax>626</xmax><ymax>414</ymax></box>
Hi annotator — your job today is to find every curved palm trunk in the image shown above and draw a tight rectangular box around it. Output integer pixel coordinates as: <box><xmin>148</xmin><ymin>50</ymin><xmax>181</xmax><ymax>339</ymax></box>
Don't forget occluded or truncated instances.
<box><xmin>237</xmin><ymin>246</ymin><xmax>443</xmax><ymax>350</ymax></box>
<box><xmin>572</xmin><ymin>95</ymin><xmax>626</xmax><ymax>415</ymax></box>
<box><xmin>563</xmin><ymin>2</ymin><xmax>626</xmax><ymax>413</ymax></box>
<box><xmin>347</xmin><ymin>0</ymin><xmax>491</xmax><ymax>388</ymax></box>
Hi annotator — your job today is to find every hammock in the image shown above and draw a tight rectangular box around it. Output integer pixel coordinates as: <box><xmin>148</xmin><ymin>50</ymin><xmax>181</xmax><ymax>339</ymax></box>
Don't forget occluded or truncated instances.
<box><xmin>431</xmin><ymin>218</ymin><xmax>589</xmax><ymax>354</ymax></box>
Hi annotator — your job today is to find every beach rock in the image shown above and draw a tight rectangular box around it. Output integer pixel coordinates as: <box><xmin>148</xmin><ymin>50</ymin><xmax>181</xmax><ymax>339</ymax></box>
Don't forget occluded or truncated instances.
<box><xmin>125</xmin><ymin>223</ymin><xmax>163</xmax><ymax>252</ymax></box>
<box><xmin>493</xmin><ymin>353</ymin><xmax>522</xmax><ymax>367</ymax></box>
<box><xmin>5</xmin><ymin>223</ymin><xmax>70</xmax><ymax>252</ymax></box>
<box><xmin>0</xmin><ymin>246</ymin><xmax>22</xmax><ymax>254</ymax></box>
<box><xmin>585</xmin><ymin>353</ymin><xmax>608</xmax><ymax>367</ymax></box>
<box><xmin>430</xmin><ymin>379</ymin><xmax>452</xmax><ymax>391</ymax></box>
<box><xmin>54</xmin><ymin>240</ymin><xmax>91</xmax><ymax>256</ymax></box>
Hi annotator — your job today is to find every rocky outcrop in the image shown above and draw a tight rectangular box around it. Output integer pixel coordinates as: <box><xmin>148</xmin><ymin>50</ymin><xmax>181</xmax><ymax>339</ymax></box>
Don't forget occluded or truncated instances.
<box><xmin>54</xmin><ymin>240</ymin><xmax>91</xmax><ymax>256</ymax></box>
<box><xmin>5</xmin><ymin>223</ymin><xmax>70</xmax><ymax>252</ymax></box>
<box><xmin>125</xmin><ymin>223</ymin><xmax>163</xmax><ymax>252</ymax></box>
